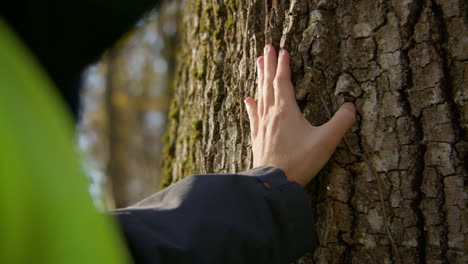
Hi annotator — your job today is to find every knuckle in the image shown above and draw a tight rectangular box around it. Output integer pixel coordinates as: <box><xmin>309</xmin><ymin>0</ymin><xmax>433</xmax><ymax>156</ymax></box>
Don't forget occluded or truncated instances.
<box><xmin>274</xmin><ymin>104</ymin><xmax>287</xmax><ymax>117</ymax></box>
<box><xmin>273</xmin><ymin>78</ymin><xmax>280</xmax><ymax>88</ymax></box>
<box><xmin>275</xmin><ymin>74</ymin><xmax>285</xmax><ymax>81</ymax></box>
<box><xmin>264</xmin><ymin>111</ymin><xmax>280</xmax><ymax>127</ymax></box>
<box><xmin>273</xmin><ymin>76</ymin><xmax>289</xmax><ymax>88</ymax></box>
<box><xmin>275</xmin><ymin>100</ymin><xmax>288</xmax><ymax>114</ymax></box>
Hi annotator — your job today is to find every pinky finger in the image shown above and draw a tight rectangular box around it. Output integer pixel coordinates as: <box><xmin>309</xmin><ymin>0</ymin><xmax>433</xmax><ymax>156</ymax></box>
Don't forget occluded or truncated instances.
<box><xmin>244</xmin><ymin>97</ymin><xmax>259</xmax><ymax>139</ymax></box>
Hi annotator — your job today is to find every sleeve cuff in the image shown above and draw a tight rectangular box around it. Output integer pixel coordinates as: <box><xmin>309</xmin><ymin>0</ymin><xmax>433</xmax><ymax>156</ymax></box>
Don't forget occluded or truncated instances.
<box><xmin>241</xmin><ymin>166</ymin><xmax>317</xmax><ymax>261</ymax></box>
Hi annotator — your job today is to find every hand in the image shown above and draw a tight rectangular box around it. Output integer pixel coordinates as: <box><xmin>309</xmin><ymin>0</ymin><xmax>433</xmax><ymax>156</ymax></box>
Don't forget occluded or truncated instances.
<box><xmin>244</xmin><ymin>45</ymin><xmax>356</xmax><ymax>187</ymax></box>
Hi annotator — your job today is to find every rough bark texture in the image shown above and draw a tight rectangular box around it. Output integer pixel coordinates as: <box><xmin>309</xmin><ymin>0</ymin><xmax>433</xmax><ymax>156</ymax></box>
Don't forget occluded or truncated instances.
<box><xmin>162</xmin><ymin>0</ymin><xmax>467</xmax><ymax>263</ymax></box>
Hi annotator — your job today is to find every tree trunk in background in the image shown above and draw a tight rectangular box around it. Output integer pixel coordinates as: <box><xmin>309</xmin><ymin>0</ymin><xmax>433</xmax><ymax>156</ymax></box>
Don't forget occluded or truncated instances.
<box><xmin>162</xmin><ymin>0</ymin><xmax>466</xmax><ymax>263</ymax></box>
<box><xmin>78</xmin><ymin>3</ymin><xmax>180</xmax><ymax>208</ymax></box>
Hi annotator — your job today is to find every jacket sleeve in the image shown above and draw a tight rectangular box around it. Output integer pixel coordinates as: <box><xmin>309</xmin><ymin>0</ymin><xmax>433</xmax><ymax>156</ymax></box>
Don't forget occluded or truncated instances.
<box><xmin>113</xmin><ymin>166</ymin><xmax>317</xmax><ymax>264</ymax></box>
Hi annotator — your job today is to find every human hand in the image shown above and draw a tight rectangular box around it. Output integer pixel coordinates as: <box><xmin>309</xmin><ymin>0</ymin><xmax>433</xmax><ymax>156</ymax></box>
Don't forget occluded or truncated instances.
<box><xmin>244</xmin><ymin>45</ymin><xmax>356</xmax><ymax>187</ymax></box>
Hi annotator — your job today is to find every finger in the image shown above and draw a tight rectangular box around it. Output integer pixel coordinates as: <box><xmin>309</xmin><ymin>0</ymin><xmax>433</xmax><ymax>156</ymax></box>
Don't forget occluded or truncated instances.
<box><xmin>263</xmin><ymin>44</ymin><xmax>277</xmax><ymax>110</ymax></box>
<box><xmin>256</xmin><ymin>56</ymin><xmax>264</xmax><ymax>116</ymax></box>
<box><xmin>244</xmin><ymin>97</ymin><xmax>259</xmax><ymax>139</ymax></box>
<box><xmin>318</xmin><ymin>102</ymin><xmax>356</xmax><ymax>151</ymax></box>
<box><xmin>274</xmin><ymin>49</ymin><xmax>296</xmax><ymax>105</ymax></box>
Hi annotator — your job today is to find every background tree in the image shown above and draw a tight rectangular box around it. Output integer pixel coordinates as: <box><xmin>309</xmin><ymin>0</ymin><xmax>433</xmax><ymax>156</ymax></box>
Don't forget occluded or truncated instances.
<box><xmin>79</xmin><ymin>4</ymin><xmax>179</xmax><ymax>208</ymax></box>
<box><xmin>161</xmin><ymin>0</ymin><xmax>466</xmax><ymax>263</ymax></box>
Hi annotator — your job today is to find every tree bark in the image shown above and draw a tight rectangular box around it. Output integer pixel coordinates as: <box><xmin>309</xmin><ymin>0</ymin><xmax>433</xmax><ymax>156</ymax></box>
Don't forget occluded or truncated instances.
<box><xmin>162</xmin><ymin>0</ymin><xmax>467</xmax><ymax>263</ymax></box>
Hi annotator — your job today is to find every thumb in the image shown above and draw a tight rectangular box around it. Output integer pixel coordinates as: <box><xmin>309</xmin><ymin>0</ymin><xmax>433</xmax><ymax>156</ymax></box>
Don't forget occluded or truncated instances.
<box><xmin>319</xmin><ymin>102</ymin><xmax>356</xmax><ymax>150</ymax></box>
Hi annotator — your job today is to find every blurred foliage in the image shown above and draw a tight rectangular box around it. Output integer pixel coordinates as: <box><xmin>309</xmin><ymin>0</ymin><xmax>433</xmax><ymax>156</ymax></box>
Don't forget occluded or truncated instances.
<box><xmin>0</xmin><ymin>19</ymin><xmax>128</xmax><ymax>263</ymax></box>
<box><xmin>2</xmin><ymin>0</ymin><xmax>160</xmax><ymax>118</ymax></box>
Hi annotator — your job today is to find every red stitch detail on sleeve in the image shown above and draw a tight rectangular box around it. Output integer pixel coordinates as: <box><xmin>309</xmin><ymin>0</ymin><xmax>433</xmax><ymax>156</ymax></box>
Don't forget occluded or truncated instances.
<box><xmin>263</xmin><ymin>182</ymin><xmax>271</xmax><ymax>189</ymax></box>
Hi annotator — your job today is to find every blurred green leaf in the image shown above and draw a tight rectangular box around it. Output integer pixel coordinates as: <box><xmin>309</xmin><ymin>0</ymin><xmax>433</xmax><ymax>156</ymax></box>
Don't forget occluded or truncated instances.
<box><xmin>0</xmin><ymin>19</ymin><xmax>129</xmax><ymax>264</ymax></box>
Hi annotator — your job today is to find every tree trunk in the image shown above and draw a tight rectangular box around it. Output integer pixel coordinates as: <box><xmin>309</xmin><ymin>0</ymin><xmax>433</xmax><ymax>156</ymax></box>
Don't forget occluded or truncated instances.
<box><xmin>162</xmin><ymin>0</ymin><xmax>466</xmax><ymax>263</ymax></box>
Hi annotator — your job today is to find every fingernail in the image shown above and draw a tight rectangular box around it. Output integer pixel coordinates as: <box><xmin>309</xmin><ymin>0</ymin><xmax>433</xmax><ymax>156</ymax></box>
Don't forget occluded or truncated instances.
<box><xmin>264</xmin><ymin>45</ymin><xmax>270</xmax><ymax>53</ymax></box>
<box><xmin>257</xmin><ymin>56</ymin><xmax>263</xmax><ymax>65</ymax></box>
<box><xmin>244</xmin><ymin>99</ymin><xmax>251</xmax><ymax>111</ymax></box>
<box><xmin>280</xmin><ymin>49</ymin><xmax>286</xmax><ymax>55</ymax></box>
<box><xmin>342</xmin><ymin>102</ymin><xmax>356</xmax><ymax>113</ymax></box>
